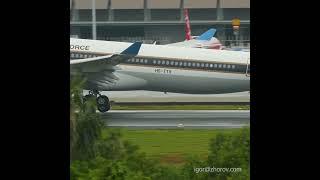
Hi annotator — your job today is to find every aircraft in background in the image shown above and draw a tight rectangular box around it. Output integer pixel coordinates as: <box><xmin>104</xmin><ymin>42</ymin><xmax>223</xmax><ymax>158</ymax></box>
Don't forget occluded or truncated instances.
<box><xmin>168</xmin><ymin>9</ymin><xmax>250</xmax><ymax>52</ymax></box>
<box><xmin>166</xmin><ymin>28</ymin><xmax>219</xmax><ymax>48</ymax></box>
<box><xmin>166</xmin><ymin>9</ymin><xmax>224</xmax><ymax>50</ymax></box>
<box><xmin>70</xmin><ymin>38</ymin><xmax>250</xmax><ymax>112</ymax></box>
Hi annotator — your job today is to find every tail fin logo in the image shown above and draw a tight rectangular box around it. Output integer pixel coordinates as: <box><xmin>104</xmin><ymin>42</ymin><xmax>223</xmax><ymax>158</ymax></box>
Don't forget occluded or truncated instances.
<box><xmin>184</xmin><ymin>9</ymin><xmax>192</xmax><ymax>40</ymax></box>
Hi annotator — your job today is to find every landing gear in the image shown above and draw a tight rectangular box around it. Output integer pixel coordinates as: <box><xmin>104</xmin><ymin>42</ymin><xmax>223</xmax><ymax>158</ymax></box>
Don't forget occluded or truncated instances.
<box><xmin>97</xmin><ymin>95</ymin><xmax>110</xmax><ymax>112</ymax></box>
<box><xmin>83</xmin><ymin>90</ymin><xmax>111</xmax><ymax>113</ymax></box>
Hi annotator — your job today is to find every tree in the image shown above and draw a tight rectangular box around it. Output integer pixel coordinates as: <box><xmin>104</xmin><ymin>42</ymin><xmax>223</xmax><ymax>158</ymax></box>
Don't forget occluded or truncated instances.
<box><xmin>180</xmin><ymin>156</ymin><xmax>208</xmax><ymax>180</ymax></box>
<box><xmin>70</xmin><ymin>75</ymin><xmax>85</xmax><ymax>156</ymax></box>
<box><xmin>207</xmin><ymin>127</ymin><xmax>250</xmax><ymax>180</ymax></box>
<box><xmin>70</xmin><ymin>75</ymin><xmax>104</xmax><ymax>161</ymax></box>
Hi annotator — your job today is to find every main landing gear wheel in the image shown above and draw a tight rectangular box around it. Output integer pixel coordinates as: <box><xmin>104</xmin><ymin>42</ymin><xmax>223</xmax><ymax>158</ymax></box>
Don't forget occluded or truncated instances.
<box><xmin>83</xmin><ymin>90</ymin><xmax>111</xmax><ymax>113</ymax></box>
<box><xmin>96</xmin><ymin>95</ymin><xmax>110</xmax><ymax>113</ymax></box>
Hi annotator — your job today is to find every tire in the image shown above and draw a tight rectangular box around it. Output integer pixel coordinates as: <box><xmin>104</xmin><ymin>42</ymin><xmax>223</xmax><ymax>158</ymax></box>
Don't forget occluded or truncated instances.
<box><xmin>97</xmin><ymin>104</ymin><xmax>110</xmax><ymax>112</ymax></box>
<box><xmin>96</xmin><ymin>95</ymin><xmax>109</xmax><ymax>105</ymax></box>
<box><xmin>97</xmin><ymin>95</ymin><xmax>110</xmax><ymax>112</ymax></box>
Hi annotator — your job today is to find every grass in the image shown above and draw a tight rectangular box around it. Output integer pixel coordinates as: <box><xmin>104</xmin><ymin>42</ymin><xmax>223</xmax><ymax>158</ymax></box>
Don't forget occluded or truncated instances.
<box><xmin>111</xmin><ymin>104</ymin><xmax>250</xmax><ymax>110</ymax></box>
<box><xmin>103</xmin><ymin>128</ymin><xmax>244</xmax><ymax>166</ymax></box>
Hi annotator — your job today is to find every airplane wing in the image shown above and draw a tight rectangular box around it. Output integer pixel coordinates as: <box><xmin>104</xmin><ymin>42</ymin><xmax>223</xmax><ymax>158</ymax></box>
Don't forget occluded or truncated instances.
<box><xmin>70</xmin><ymin>54</ymin><xmax>113</xmax><ymax>65</ymax></box>
<box><xmin>70</xmin><ymin>41</ymin><xmax>143</xmax><ymax>89</ymax></box>
<box><xmin>70</xmin><ymin>41</ymin><xmax>142</xmax><ymax>67</ymax></box>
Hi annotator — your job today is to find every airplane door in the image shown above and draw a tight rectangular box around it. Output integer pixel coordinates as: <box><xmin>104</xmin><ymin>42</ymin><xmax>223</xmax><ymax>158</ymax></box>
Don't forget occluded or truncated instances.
<box><xmin>245</xmin><ymin>58</ymin><xmax>250</xmax><ymax>77</ymax></box>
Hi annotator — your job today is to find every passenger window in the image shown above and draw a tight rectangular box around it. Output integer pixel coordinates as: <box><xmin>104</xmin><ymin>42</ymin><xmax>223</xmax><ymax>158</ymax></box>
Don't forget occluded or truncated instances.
<box><xmin>227</xmin><ymin>64</ymin><xmax>231</xmax><ymax>68</ymax></box>
<box><xmin>192</xmin><ymin>62</ymin><xmax>196</xmax><ymax>67</ymax></box>
<box><xmin>218</xmin><ymin>64</ymin><xmax>222</xmax><ymax>68</ymax></box>
<box><xmin>205</xmin><ymin>63</ymin><xmax>209</xmax><ymax>67</ymax></box>
<box><xmin>223</xmin><ymin>64</ymin><xmax>226</xmax><ymax>68</ymax></box>
<box><xmin>232</xmin><ymin>65</ymin><xmax>236</xmax><ymax>69</ymax></box>
<box><xmin>179</xmin><ymin>62</ymin><xmax>183</xmax><ymax>66</ymax></box>
<box><xmin>144</xmin><ymin>59</ymin><xmax>148</xmax><ymax>63</ymax></box>
<box><xmin>209</xmin><ymin>64</ymin><xmax>213</xmax><ymax>68</ymax></box>
<box><xmin>214</xmin><ymin>64</ymin><xmax>217</xmax><ymax>68</ymax></box>
<box><xmin>175</xmin><ymin>61</ymin><xmax>179</xmax><ymax>66</ymax></box>
<box><xmin>162</xmin><ymin>61</ymin><xmax>166</xmax><ymax>65</ymax></box>
<box><xmin>166</xmin><ymin>61</ymin><xmax>169</xmax><ymax>65</ymax></box>
<box><xmin>196</xmin><ymin>63</ymin><xmax>200</xmax><ymax>67</ymax></box>
<box><xmin>153</xmin><ymin>60</ymin><xmax>157</xmax><ymax>64</ymax></box>
<box><xmin>201</xmin><ymin>63</ymin><xmax>204</xmax><ymax>67</ymax></box>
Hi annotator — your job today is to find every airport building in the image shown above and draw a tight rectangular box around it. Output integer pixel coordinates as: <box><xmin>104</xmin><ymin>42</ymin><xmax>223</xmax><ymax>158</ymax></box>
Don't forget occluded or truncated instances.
<box><xmin>70</xmin><ymin>0</ymin><xmax>250</xmax><ymax>48</ymax></box>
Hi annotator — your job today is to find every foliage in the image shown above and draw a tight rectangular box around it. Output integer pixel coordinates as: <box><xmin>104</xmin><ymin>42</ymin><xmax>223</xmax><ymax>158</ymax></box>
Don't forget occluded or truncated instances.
<box><xmin>70</xmin><ymin>127</ymin><xmax>250</xmax><ymax>180</ymax></box>
<box><xmin>207</xmin><ymin>127</ymin><xmax>250</xmax><ymax>180</ymax></box>
<box><xmin>71</xmin><ymin>129</ymin><xmax>181</xmax><ymax>180</ymax></box>
<box><xmin>180</xmin><ymin>156</ymin><xmax>209</xmax><ymax>180</ymax></box>
<box><xmin>70</xmin><ymin>75</ymin><xmax>104</xmax><ymax>161</ymax></box>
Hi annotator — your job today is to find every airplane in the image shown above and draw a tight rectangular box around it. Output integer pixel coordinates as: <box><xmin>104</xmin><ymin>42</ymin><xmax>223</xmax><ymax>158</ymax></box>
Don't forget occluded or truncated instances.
<box><xmin>152</xmin><ymin>28</ymin><xmax>217</xmax><ymax>48</ymax></box>
<box><xmin>70</xmin><ymin>38</ymin><xmax>250</xmax><ymax>112</ymax></box>
<box><xmin>166</xmin><ymin>9</ymin><xmax>224</xmax><ymax>50</ymax></box>
<box><xmin>168</xmin><ymin>9</ymin><xmax>250</xmax><ymax>52</ymax></box>
<box><xmin>166</xmin><ymin>28</ymin><xmax>218</xmax><ymax>48</ymax></box>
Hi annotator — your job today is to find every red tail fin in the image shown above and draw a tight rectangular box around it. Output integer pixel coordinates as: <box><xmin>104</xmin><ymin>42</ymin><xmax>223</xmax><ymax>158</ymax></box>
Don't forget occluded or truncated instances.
<box><xmin>184</xmin><ymin>9</ymin><xmax>192</xmax><ymax>40</ymax></box>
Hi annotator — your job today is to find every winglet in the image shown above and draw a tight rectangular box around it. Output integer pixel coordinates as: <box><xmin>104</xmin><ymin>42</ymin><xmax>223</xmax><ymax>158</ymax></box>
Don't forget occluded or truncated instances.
<box><xmin>196</xmin><ymin>28</ymin><xmax>216</xmax><ymax>41</ymax></box>
<box><xmin>120</xmin><ymin>41</ymin><xmax>143</xmax><ymax>56</ymax></box>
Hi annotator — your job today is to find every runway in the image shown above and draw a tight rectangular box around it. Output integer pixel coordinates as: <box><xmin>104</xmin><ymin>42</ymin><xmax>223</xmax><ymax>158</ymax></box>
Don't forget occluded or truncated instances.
<box><xmin>99</xmin><ymin>91</ymin><xmax>250</xmax><ymax>103</ymax></box>
<box><xmin>101</xmin><ymin>110</ymin><xmax>250</xmax><ymax>129</ymax></box>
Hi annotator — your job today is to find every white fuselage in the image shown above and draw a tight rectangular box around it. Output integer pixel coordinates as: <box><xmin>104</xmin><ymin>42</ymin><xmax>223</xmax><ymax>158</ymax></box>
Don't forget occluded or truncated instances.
<box><xmin>70</xmin><ymin>38</ymin><xmax>250</xmax><ymax>94</ymax></box>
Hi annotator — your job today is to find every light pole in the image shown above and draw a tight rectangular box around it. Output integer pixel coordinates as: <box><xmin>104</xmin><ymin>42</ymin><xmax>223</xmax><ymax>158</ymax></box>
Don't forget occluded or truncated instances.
<box><xmin>92</xmin><ymin>0</ymin><xmax>97</xmax><ymax>40</ymax></box>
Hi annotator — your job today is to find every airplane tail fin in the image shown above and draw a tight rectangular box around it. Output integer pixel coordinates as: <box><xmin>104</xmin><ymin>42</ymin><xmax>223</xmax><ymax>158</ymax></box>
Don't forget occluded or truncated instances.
<box><xmin>184</xmin><ymin>9</ymin><xmax>192</xmax><ymax>40</ymax></box>
<box><xmin>120</xmin><ymin>41</ymin><xmax>143</xmax><ymax>56</ymax></box>
<box><xmin>196</xmin><ymin>28</ymin><xmax>216</xmax><ymax>41</ymax></box>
